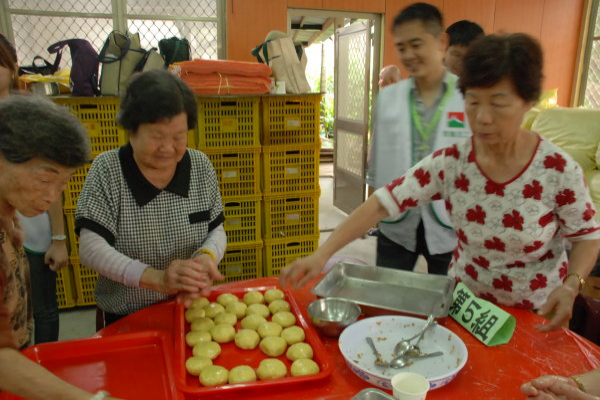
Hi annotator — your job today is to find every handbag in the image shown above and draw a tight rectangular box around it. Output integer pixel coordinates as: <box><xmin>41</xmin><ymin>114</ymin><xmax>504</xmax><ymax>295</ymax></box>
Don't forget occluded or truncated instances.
<box><xmin>158</xmin><ymin>37</ymin><xmax>191</xmax><ymax>66</ymax></box>
<box><xmin>18</xmin><ymin>55</ymin><xmax>60</xmax><ymax>76</ymax></box>
<box><xmin>97</xmin><ymin>31</ymin><xmax>145</xmax><ymax>96</ymax></box>
<box><xmin>252</xmin><ymin>35</ymin><xmax>310</xmax><ymax>94</ymax></box>
<box><xmin>47</xmin><ymin>39</ymin><xmax>100</xmax><ymax>96</ymax></box>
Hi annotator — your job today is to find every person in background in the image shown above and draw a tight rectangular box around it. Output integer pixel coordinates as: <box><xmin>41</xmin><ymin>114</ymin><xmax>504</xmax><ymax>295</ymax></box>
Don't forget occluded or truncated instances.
<box><xmin>367</xmin><ymin>3</ymin><xmax>470</xmax><ymax>275</ymax></box>
<box><xmin>0</xmin><ymin>95</ymin><xmax>119</xmax><ymax>399</ymax></box>
<box><xmin>0</xmin><ymin>33</ymin><xmax>67</xmax><ymax>345</ymax></box>
<box><xmin>282</xmin><ymin>33</ymin><xmax>600</xmax><ymax>333</ymax></box>
<box><xmin>76</xmin><ymin>69</ymin><xmax>226</xmax><ymax>329</ymax></box>
<box><xmin>521</xmin><ymin>368</ymin><xmax>600</xmax><ymax>399</ymax></box>
<box><xmin>378</xmin><ymin>64</ymin><xmax>401</xmax><ymax>87</ymax></box>
<box><xmin>378</xmin><ymin>19</ymin><xmax>484</xmax><ymax>88</ymax></box>
<box><xmin>444</xmin><ymin>20</ymin><xmax>484</xmax><ymax>76</ymax></box>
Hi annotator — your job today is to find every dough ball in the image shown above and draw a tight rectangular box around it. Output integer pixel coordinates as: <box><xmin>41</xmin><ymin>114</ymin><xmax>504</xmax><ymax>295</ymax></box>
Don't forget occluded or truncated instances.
<box><xmin>186</xmin><ymin>330</ymin><xmax>212</xmax><ymax>347</ymax></box>
<box><xmin>228</xmin><ymin>365</ymin><xmax>257</xmax><ymax>384</ymax></box>
<box><xmin>256</xmin><ymin>358</ymin><xmax>287</xmax><ymax>380</ymax></box>
<box><xmin>257</xmin><ymin>321</ymin><xmax>283</xmax><ymax>338</ymax></box>
<box><xmin>264</xmin><ymin>288</ymin><xmax>285</xmax><ymax>304</ymax></box>
<box><xmin>243</xmin><ymin>290</ymin><xmax>265</xmax><ymax>305</ymax></box>
<box><xmin>192</xmin><ymin>341</ymin><xmax>221</xmax><ymax>360</ymax></box>
<box><xmin>190</xmin><ymin>317</ymin><xmax>215</xmax><ymax>332</ymax></box>
<box><xmin>185</xmin><ymin>356</ymin><xmax>212</xmax><ymax>376</ymax></box>
<box><xmin>225</xmin><ymin>301</ymin><xmax>247</xmax><ymax>319</ymax></box>
<box><xmin>290</xmin><ymin>358</ymin><xmax>320</xmax><ymax>376</ymax></box>
<box><xmin>286</xmin><ymin>342</ymin><xmax>314</xmax><ymax>361</ymax></box>
<box><xmin>210</xmin><ymin>323</ymin><xmax>236</xmax><ymax>344</ymax></box>
<box><xmin>259</xmin><ymin>336</ymin><xmax>287</xmax><ymax>357</ymax></box>
<box><xmin>240</xmin><ymin>314</ymin><xmax>267</xmax><ymax>331</ymax></box>
<box><xmin>214</xmin><ymin>312</ymin><xmax>237</xmax><ymax>325</ymax></box>
<box><xmin>203</xmin><ymin>302</ymin><xmax>225</xmax><ymax>318</ymax></box>
<box><xmin>185</xmin><ymin>307</ymin><xmax>206</xmax><ymax>323</ymax></box>
<box><xmin>281</xmin><ymin>326</ymin><xmax>305</xmax><ymax>345</ymax></box>
<box><xmin>189</xmin><ymin>297</ymin><xmax>209</xmax><ymax>309</ymax></box>
<box><xmin>245</xmin><ymin>303</ymin><xmax>270</xmax><ymax>319</ymax></box>
<box><xmin>272</xmin><ymin>311</ymin><xmax>296</xmax><ymax>328</ymax></box>
<box><xmin>268</xmin><ymin>299</ymin><xmax>290</xmax><ymax>314</ymax></box>
<box><xmin>216</xmin><ymin>293</ymin><xmax>239</xmax><ymax>307</ymax></box>
<box><xmin>234</xmin><ymin>329</ymin><xmax>260</xmax><ymax>350</ymax></box>
<box><xmin>199</xmin><ymin>365</ymin><xmax>229</xmax><ymax>387</ymax></box>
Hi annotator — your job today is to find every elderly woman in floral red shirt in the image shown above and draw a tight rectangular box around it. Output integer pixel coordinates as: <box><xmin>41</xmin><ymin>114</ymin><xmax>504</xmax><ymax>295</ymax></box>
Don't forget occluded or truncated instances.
<box><xmin>280</xmin><ymin>33</ymin><xmax>600</xmax><ymax>333</ymax></box>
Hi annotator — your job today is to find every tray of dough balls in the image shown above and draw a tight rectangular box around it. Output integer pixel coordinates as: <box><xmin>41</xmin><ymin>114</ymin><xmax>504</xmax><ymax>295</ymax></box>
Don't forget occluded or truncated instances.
<box><xmin>174</xmin><ymin>285</ymin><xmax>334</xmax><ymax>395</ymax></box>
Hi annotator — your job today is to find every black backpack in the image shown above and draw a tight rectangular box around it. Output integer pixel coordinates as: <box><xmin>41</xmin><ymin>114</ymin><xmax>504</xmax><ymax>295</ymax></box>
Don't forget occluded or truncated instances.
<box><xmin>47</xmin><ymin>39</ymin><xmax>100</xmax><ymax>96</ymax></box>
<box><xmin>158</xmin><ymin>37</ymin><xmax>191</xmax><ymax>66</ymax></box>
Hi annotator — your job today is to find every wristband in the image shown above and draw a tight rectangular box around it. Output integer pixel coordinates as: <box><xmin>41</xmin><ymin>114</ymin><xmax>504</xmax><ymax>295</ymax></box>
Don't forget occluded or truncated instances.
<box><xmin>51</xmin><ymin>234</ymin><xmax>67</xmax><ymax>241</ymax></box>
<box><xmin>570</xmin><ymin>376</ymin><xmax>586</xmax><ymax>392</ymax></box>
<box><xmin>90</xmin><ymin>390</ymin><xmax>110</xmax><ymax>400</ymax></box>
<box><xmin>199</xmin><ymin>249</ymin><xmax>216</xmax><ymax>261</ymax></box>
<box><xmin>565</xmin><ymin>272</ymin><xmax>585</xmax><ymax>292</ymax></box>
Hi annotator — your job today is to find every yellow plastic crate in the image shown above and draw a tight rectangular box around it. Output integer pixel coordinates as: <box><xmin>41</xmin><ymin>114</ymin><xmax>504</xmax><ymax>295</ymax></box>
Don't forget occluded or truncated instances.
<box><xmin>263</xmin><ymin>236</ymin><xmax>319</xmax><ymax>277</ymax></box>
<box><xmin>70</xmin><ymin>256</ymin><xmax>98</xmax><ymax>307</ymax></box>
<box><xmin>197</xmin><ymin>97</ymin><xmax>261</xmax><ymax>148</ymax></box>
<box><xmin>219</xmin><ymin>241</ymin><xmax>263</xmax><ymax>283</ymax></box>
<box><xmin>53</xmin><ymin>97</ymin><xmax>127</xmax><ymax>159</ymax></box>
<box><xmin>262</xmin><ymin>94</ymin><xmax>322</xmax><ymax>146</ymax></box>
<box><xmin>262</xmin><ymin>144</ymin><xmax>320</xmax><ymax>195</ymax></box>
<box><xmin>262</xmin><ymin>191</ymin><xmax>319</xmax><ymax>240</ymax></box>
<box><xmin>56</xmin><ymin>264</ymin><xmax>76</xmax><ymax>309</ymax></box>
<box><xmin>64</xmin><ymin>208</ymin><xmax>79</xmax><ymax>257</ymax></box>
<box><xmin>63</xmin><ymin>163</ymin><xmax>91</xmax><ymax>209</ymax></box>
<box><xmin>201</xmin><ymin>147</ymin><xmax>262</xmax><ymax>198</ymax></box>
<box><xmin>223</xmin><ymin>197</ymin><xmax>262</xmax><ymax>245</ymax></box>
<box><xmin>187</xmin><ymin>129</ymin><xmax>197</xmax><ymax>149</ymax></box>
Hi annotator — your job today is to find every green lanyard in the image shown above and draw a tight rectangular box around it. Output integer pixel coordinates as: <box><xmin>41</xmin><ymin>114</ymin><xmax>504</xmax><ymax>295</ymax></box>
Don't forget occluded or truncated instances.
<box><xmin>409</xmin><ymin>76</ymin><xmax>456</xmax><ymax>152</ymax></box>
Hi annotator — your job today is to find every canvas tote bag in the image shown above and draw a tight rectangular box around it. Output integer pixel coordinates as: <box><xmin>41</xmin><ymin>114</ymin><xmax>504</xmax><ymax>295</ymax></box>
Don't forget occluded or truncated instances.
<box><xmin>253</xmin><ymin>34</ymin><xmax>310</xmax><ymax>94</ymax></box>
<box><xmin>98</xmin><ymin>31</ymin><xmax>145</xmax><ymax>96</ymax></box>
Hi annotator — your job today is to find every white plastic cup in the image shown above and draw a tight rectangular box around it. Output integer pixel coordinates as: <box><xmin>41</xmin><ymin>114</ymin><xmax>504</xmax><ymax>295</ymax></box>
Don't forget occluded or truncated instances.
<box><xmin>391</xmin><ymin>372</ymin><xmax>430</xmax><ymax>400</ymax></box>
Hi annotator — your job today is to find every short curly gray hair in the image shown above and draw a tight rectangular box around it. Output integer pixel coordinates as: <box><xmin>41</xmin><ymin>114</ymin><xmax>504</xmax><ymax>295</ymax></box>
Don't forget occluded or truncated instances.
<box><xmin>0</xmin><ymin>95</ymin><xmax>90</xmax><ymax>167</ymax></box>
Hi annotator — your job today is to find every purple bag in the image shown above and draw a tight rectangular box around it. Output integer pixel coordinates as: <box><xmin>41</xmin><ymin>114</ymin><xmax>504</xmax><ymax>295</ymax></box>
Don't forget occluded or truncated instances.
<box><xmin>47</xmin><ymin>39</ymin><xmax>100</xmax><ymax>96</ymax></box>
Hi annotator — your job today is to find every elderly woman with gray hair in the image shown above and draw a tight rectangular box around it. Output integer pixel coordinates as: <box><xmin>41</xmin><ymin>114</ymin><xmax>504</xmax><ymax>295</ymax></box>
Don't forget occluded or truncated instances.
<box><xmin>0</xmin><ymin>95</ymin><xmax>119</xmax><ymax>399</ymax></box>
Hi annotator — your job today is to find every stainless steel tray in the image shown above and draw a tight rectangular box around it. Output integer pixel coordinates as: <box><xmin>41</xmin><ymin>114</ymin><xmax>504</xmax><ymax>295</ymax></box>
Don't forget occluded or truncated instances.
<box><xmin>351</xmin><ymin>388</ymin><xmax>394</xmax><ymax>400</ymax></box>
<box><xmin>311</xmin><ymin>262</ymin><xmax>455</xmax><ymax>317</ymax></box>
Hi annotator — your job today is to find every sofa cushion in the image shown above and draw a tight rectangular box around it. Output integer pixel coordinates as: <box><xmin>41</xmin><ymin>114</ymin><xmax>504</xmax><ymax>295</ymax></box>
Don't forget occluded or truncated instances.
<box><xmin>532</xmin><ymin>107</ymin><xmax>600</xmax><ymax>172</ymax></box>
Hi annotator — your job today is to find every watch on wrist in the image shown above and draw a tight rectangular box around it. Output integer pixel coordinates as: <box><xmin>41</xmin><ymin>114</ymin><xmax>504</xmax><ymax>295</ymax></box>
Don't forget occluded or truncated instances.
<box><xmin>566</xmin><ymin>272</ymin><xmax>585</xmax><ymax>292</ymax></box>
<box><xmin>51</xmin><ymin>234</ymin><xmax>67</xmax><ymax>241</ymax></box>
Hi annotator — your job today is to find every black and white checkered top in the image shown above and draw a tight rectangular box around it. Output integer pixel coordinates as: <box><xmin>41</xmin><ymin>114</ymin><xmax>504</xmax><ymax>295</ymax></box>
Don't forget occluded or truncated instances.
<box><xmin>75</xmin><ymin>143</ymin><xmax>224</xmax><ymax>315</ymax></box>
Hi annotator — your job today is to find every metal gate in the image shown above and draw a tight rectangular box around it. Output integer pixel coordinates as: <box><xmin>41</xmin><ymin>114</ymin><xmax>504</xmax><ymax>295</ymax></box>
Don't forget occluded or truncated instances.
<box><xmin>333</xmin><ymin>21</ymin><xmax>372</xmax><ymax>214</ymax></box>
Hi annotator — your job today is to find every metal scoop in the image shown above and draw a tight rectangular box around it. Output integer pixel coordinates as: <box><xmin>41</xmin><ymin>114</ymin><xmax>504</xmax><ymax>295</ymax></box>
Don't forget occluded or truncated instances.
<box><xmin>366</xmin><ymin>336</ymin><xmax>387</xmax><ymax>367</ymax></box>
<box><xmin>393</xmin><ymin>314</ymin><xmax>435</xmax><ymax>357</ymax></box>
<box><xmin>390</xmin><ymin>350</ymin><xmax>444</xmax><ymax>369</ymax></box>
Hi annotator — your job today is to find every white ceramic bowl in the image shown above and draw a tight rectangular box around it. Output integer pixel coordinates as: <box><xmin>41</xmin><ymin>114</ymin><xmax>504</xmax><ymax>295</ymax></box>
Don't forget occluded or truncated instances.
<box><xmin>338</xmin><ymin>315</ymin><xmax>468</xmax><ymax>390</ymax></box>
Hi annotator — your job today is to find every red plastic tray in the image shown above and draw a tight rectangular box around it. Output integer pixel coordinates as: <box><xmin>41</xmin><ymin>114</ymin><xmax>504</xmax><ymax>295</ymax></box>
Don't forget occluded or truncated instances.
<box><xmin>174</xmin><ymin>285</ymin><xmax>333</xmax><ymax>395</ymax></box>
<box><xmin>6</xmin><ymin>331</ymin><xmax>180</xmax><ymax>400</ymax></box>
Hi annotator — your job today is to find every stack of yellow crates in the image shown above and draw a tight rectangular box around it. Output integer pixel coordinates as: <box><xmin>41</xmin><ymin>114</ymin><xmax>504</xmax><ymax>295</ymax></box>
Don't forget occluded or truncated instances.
<box><xmin>54</xmin><ymin>97</ymin><xmax>128</xmax><ymax>308</ymax></box>
<box><xmin>196</xmin><ymin>97</ymin><xmax>263</xmax><ymax>282</ymax></box>
<box><xmin>261</xmin><ymin>94</ymin><xmax>322</xmax><ymax>277</ymax></box>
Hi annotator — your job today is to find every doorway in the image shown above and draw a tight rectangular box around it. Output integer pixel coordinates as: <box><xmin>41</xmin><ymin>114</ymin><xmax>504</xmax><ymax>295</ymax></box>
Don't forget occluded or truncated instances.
<box><xmin>288</xmin><ymin>9</ymin><xmax>382</xmax><ymax>215</ymax></box>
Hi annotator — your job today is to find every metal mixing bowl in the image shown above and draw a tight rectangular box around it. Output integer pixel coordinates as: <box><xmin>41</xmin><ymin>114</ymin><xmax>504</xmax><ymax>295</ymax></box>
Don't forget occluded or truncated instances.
<box><xmin>307</xmin><ymin>297</ymin><xmax>361</xmax><ymax>337</ymax></box>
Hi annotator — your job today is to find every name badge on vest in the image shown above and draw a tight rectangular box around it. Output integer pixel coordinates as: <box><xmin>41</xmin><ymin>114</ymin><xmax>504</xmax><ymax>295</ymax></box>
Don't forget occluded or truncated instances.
<box><xmin>442</xmin><ymin>112</ymin><xmax>470</xmax><ymax>138</ymax></box>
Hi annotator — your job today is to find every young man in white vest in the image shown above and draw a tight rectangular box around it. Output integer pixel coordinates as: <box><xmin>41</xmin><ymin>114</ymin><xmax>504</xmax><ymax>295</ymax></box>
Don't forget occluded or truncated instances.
<box><xmin>366</xmin><ymin>2</ymin><xmax>471</xmax><ymax>275</ymax></box>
